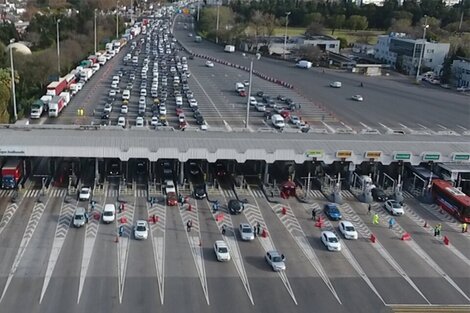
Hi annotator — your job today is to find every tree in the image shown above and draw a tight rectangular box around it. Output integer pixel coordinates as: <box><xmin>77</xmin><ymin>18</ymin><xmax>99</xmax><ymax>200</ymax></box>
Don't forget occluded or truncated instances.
<box><xmin>388</xmin><ymin>18</ymin><xmax>413</xmax><ymax>34</ymax></box>
<box><xmin>0</xmin><ymin>69</ymin><xmax>12</xmax><ymax>123</ymax></box>
<box><xmin>337</xmin><ymin>37</ymin><xmax>348</xmax><ymax>49</ymax></box>
<box><xmin>305</xmin><ymin>22</ymin><xmax>325</xmax><ymax>37</ymax></box>
<box><xmin>296</xmin><ymin>45</ymin><xmax>323</xmax><ymax>63</ymax></box>
<box><xmin>327</xmin><ymin>14</ymin><xmax>345</xmax><ymax>35</ymax></box>
<box><xmin>347</xmin><ymin>15</ymin><xmax>368</xmax><ymax>31</ymax></box>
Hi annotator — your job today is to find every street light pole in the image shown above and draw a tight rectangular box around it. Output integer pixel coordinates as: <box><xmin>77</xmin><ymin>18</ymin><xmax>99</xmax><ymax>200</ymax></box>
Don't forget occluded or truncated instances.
<box><xmin>94</xmin><ymin>9</ymin><xmax>97</xmax><ymax>54</ymax></box>
<box><xmin>216</xmin><ymin>2</ymin><xmax>220</xmax><ymax>44</ymax></box>
<box><xmin>283</xmin><ymin>12</ymin><xmax>291</xmax><ymax>60</ymax></box>
<box><xmin>9</xmin><ymin>39</ymin><xmax>17</xmax><ymax>122</ymax></box>
<box><xmin>197</xmin><ymin>0</ymin><xmax>200</xmax><ymax>21</ymax></box>
<box><xmin>116</xmin><ymin>1</ymin><xmax>119</xmax><ymax>39</ymax></box>
<box><xmin>245</xmin><ymin>53</ymin><xmax>261</xmax><ymax>130</ymax></box>
<box><xmin>56</xmin><ymin>19</ymin><xmax>61</xmax><ymax>75</ymax></box>
<box><xmin>415</xmin><ymin>15</ymin><xmax>429</xmax><ymax>82</ymax></box>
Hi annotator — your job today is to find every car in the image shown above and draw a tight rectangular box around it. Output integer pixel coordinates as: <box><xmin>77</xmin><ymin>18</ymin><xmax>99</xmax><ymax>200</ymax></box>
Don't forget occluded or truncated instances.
<box><xmin>215</xmin><ymin>163</ymin><xmax>226</xmax><ymax>176</ymax></box>
<box><xmin>277</xmin><ymin>94</ymin><xmax>287</xmax><ymax>101</ymax></box>
<box><xmin>135</xmin><ymin>117</ymin><xmax>144</xmax><ymax>127</ymax></box>
<box><xmin>352</xmin><ymin>95</ymin><xmax>364</xmax><ymax>101</ymax></box>
<box><xmin>239</xmin><ymin>223</ymin><xmax>255</xmax><ymax>241</ymax></box>
<box><xmin>290</xmin><ymin>115</ymin><xmax>301</xmax><ymax>125</ymax></box>
<box><xmin>164</xmin><ymin>180</ymin><xmax>176</xmax><ymax>194</ymax></box>
<box><xmin>243</xmin><ymin>80</ymin><xmax>250</xmax><ymax>87</ymax></box>
<box><xmin>139</xmin><ymin>96</ymin><xmax>146</xmax><ymax>106</ymax></box>
<box><xmin>249</xmin><ymin>96</ymin><xmax>257</xmax><ymax>106</ymax></box>
<box><xmin>101</xmin><ymin>112</ymin><xmax>110</xmax><ymax>120</ymax></box>
<box><xmin>189</xmin><ymin>162</ymin><xmax>200</xmax><ymax>175</ymax></box>
<box><xmin>130</xmin><ymin>73</ymin><xmax>135</xmax><ymax>80</ymax></box>
<box><xmin>79</xmin><ymin>186</ymin><xmax>91</xmax><ymax>201</ymax></box>
<box><xmin>102</xmin><ymin>204</ymin><xmax>116</xmax><ymax>223</ymax></box>
<box><xmin>73</xmin><ymin>207</ymin><xmax>87</xmax><ymax>228</ymax></box>
<box><xmin>188</xmin><ymin>98</ymin><xmax>198</xmax><ymax>108</ymax></box>
<box><xmin>134</xmin><ymin>220</ymin><xmax>148</xmax><ymax>240</ymax></box>
<box><xmin>213</xmin><ymin>240</ymin><xmax>231</xmax><ymax>262</ymax></box>
<box><xmin>228</xmin><ymin>199</ymin><xmax>244</xmax><ymax>215</ymax></box>
<box><xmin>324</xmin><ymin>203</ymin><xmax>342</xmax><ymax>220</ymax></box>
<box><xmin>238</xmin><ymin>89</ymin><xmax>247</xmax><ymax>97</ymax></box>
<box><xmin>384</xmin><ymin>200</ymin><xmax>404</xmax><ymax>216</ymax></box>
<box><xmin>338</xmin><ymin>221</ymin><xmax>358</xmax><ymax>240</ymax></box>
<box><xmin>193</xmin><ymin>185</ymin><xmax>206</xmax><ymax>199</ymax></box>
<box><xmin>140</xmin><ymin>89</ymin><xmax>147</xmax><ymax>97</ymax></box>
<box><xmin>205</xmin><ymin>61</ymin><xmax>214</xmax><ymax>68</ymax></box>
<box><xmin>188</xmin><ymin>33</ymin><xmax>193</xmax><ymax>37</ymax></box>
<box><xmin>256</xmin><ymin>91</ymin><xmax>264</xmax><ymax>97</ymax></box>
<box><xmin>178</xmin><ymin>114</ymin><xmax>185</xmax><ymax>123</ymax></box>
<box><xmin>321</xmin><ymin>231</ymin><xmax>342</xmax><ymax>251</ymax></box>
<box><xmin>265</xmin><ymin>250</ymin><xmax>286</xmax><ymax>271</ymax></box>
<box><xmin>104</xmin><ymin>103</ymin><xmax>112</xmax><ymax>113</ymax></box>
<box><xmin>280</xmin><ymin>110</ymin><xmax>290</xmax><ymax>119</ymax></box>
<box><xmin>330</xmin><ymin>81</ymin><xmax>342</xmax><ymax>88</ymax></box>
<box><xmin>120</xmin><ymin>105</ymin><xmax>128</xmax><ymax>114</ymax></box>
<box><xmin>166</xmin><ymin>192</ymin><xmax>178</xmax><ymax>206</ymax></box>
<box><xmin>159</xmin><ymin>106</ymin><xmax>167</xmax><ymax>115</ymax></box>
<box><xmin>372</xmin><ymin>188</ymin><xmax>388</xmax><ymax>202</ymax></box>
<box><xmin>151</xmin><ymin>116</ymin><xmax>160</xmax><ymax>127</ymax></box>
<box><xmin>117</xmin><ymin>116</ymin><xmax>126</xmax><ymax>127</ymax></box>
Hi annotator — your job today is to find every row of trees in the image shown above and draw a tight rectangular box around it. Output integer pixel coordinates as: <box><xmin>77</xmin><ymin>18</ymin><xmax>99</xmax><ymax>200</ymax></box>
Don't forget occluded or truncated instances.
<box><xmin>0</xmin><ymin>1</ymin><xmax>129</xmax><ymax>122</ymax></box>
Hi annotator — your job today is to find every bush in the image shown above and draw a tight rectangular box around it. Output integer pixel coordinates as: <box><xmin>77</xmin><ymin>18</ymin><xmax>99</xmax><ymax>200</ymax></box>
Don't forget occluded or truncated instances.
<box><xmin>338</xmin><ymin>37</ymin><xmax>348</xmax><ymax>50</ymax></box>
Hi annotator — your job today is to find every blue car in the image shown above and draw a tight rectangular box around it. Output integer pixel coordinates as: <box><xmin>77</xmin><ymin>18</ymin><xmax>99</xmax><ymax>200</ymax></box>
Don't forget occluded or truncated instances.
<box><xmin>324</xmin><ymin>203</ymin><xmax>342</xmax><ymax>220</ymax></box>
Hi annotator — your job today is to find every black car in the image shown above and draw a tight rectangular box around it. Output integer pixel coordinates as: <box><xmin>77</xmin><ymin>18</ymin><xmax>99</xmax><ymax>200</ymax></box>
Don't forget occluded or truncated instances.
<box><xmin>228</xmin><ymin>199</ymin><xmax>244</xmax><ymax>214</ymax></box>
<box><xmin>372</xmin><ymin>188</ymin><xmax>389</xmax><ymax>202</ymax></box>
<box><xmin>193</xmin><ymin>185</ymin><xmax>206</xmax><ymax>199</ymax></box>
<box><xmin>277</xmin><ymin>95</ymin><xmax>286</xmax><ymax>101</ymax></box>
<box><xmin>256</xmin><ymin>91</ymin><xmax>264</xmax><ymax>97</ymax></box>
<box><xmin>101</xmin><ymin>112</ymin><xmax>110</xmax><ymax>120</ymax></box>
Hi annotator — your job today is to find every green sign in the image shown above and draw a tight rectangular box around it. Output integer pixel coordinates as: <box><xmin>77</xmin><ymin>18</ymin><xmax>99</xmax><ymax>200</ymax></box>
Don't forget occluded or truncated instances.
<box><xmin>453</xmin><ymin>153</ymin><xmax>470</xmax><ymax>161</ymax></box>
<box><xmin>423</xmin><ymin>153</ymin><xmax>440</xmax><ymax>161</ymax></box>
<box><xmin>305</xmin><ymin>149</ymin><xmax>323</xmax><ymax>158</ymax></box>
<box><xmin>394</xmin><ymin>152</ymin><xmax>411</xmax><ymax>161</ymax></box>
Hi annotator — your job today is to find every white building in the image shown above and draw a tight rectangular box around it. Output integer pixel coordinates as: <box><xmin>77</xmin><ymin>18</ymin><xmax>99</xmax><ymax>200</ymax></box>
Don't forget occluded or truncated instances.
<box><xmin>452</xmin><ymin>58</ymin><xmax>470</xmax><ymax>88</ymax></box>
<box><xmin>356</xmin><ymin>0</ymin><xmax>459</xmax><ymax>6</ymax></box>
<box><xmin>374</xmin><ymin>33</ymin><xmax>450</xmax><ymax>75</ymax></box>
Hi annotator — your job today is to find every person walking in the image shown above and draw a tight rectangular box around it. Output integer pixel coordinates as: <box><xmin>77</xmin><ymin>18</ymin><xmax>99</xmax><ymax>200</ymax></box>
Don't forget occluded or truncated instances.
<box><xmin>221</xmin><ymin>225</ymin><xmax>226</xmax><ymax>235</ymax></box>
<box><xmin>253</xmin><ymin>225</ymin><xmax>257</xmax><ymax>237</ymax></box>
<box><xmin>462</xmin><ymin>222</ymin><xmax>468</xmax><ymax>233</ymax></box>
<box><xmin>388</xmin><ymin>217</ymin><xmax>395</xmax><ymax>229</ymax></box>
<box><xmin>312</xmin><ymin>209</ymin><xmax>316</xmax><ymax>221</ymax></box>
<box><xmin>367</xmin><ymin>204</ymin><xmax>372</xmax><ymax>215</ymax></box>
<box><xmin>372</xmin><ymin>213</ymin><xmax>379</xmax><ymax>225</ymax></box>
<box><xmin>186</xmin><ymin>219</ymin><xmax>192</xmax><ymax>232</ymax></box>
<box><xmin>256</xmin><ymin>222</ymin><xmax>261</xmax><ymax>235</ymax></box>
<box><xmin>434</xmin><ymin>225</ymin><xmax>438</xmax><ymax>237</ymax></box>
<box><xmin>436</xmin><ymin>223</ymin><xmax>442</xmax><ymax>237</ymax></box>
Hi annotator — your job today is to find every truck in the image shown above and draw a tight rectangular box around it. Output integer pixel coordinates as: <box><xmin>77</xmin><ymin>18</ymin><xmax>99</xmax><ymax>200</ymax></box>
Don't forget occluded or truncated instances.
<box><xmin>296</xmin><ymin>60</ymin><xmax>312</xmax><ymax>69</ymax></box>
<box><xmin>59</xmin><ymin>91</ymin><xmax>71</xmax><ymax>105</ymax></box>
<box><xmin>30</xmin><ymin>99</ymin><xmax>46</xmax><ymax>119</ymax></box>
<box><xmin>80</xmin><ymin>59</ymin><xmax>92</xmax><ymax>68</ymax></box>
<box><xmin>88</xmin><ymin>55</ymin><xmax>98</xmax><ymax>64</ymax></box>
<box><xmin>224</xmin><ymin>45</ymin><xmax>235</xmax><ymax>53</ymax></box>
<box><xmin>40</xmin><ymin>95</ymin><xmax>52</xmax><ymax>107</ymax></box>
<box><xmin>70</xmin><ymin>83</ymin><xmax>79</xmax><ymax>96</ymax></box>
<box><xmin>46</xmin><ymin>79</ymin><xmax>67</xmax><ymax>96</ymax></box>
<box><xmin>48</xmin><ymin>96</ymin><xmax>65</xmax><ymax>117</ymax></box>
<box><xmin>64</xmin><ymin>73</ymin><xmax>77</xmax><ymax>89</ymax></box>
<box><xmin>1</xmin><ymin>158</ymin><xmax>23</xmax><ymax>189</ymax></box>
<box><xmin>105</xmin><ymin>42</ymin><xmax>114</xmax><ymax>53</ymax></box>
<box><xmin>80</xmin><ymin>68</ymin><xmax>93</xmax><ymax>82</ymax></box>
<box><xmin>98</xmin><ymin>55</ymin><xmax>107</xmax><ymax>65</ymax></box>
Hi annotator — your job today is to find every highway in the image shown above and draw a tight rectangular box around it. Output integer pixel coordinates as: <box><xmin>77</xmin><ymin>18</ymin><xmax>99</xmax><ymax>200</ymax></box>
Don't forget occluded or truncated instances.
<box><xmin>174</xmin><ymin>15</ymin><xmax>470</xmax><ymax>135</ymax></box>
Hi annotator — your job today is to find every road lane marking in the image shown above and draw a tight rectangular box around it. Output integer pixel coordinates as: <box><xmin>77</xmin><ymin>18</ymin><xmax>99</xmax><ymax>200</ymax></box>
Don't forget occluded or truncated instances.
<box><xmin>0</xmin><ymin>203</ymin><xmax>19</xmax><ymax>237</ymax></box>
<box><xmin>0</xmin><ymin>198</ymin><xmax>50</xmax><ymax>303</ymax></box>
<box><xmin>417</xmin><ymin>203</ymin><xmax>470</xmax><ymax>241</ymax></box>
<box><xmin>148</xmin><ymin>200</ymin><xmax>166</xmax><ymax>305</ymax></box>
<box><xmin>40</xmin><ymin>199</ymin><xmax>77</xmax><ymax>303</ymax></box>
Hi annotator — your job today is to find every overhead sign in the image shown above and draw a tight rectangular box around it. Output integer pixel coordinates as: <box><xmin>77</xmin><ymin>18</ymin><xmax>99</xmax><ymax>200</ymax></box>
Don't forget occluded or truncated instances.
<box><xmin>452</xmin><ymin>153</ymin><xmax>470</xmax><ymax>162</ymax></box>
<box><xmin>305</xmin><ymin>149</ymin><xmax>323</xmax><ymax>158</ymax></box>
<box><xmin>422</xmin><ymin>152</ymin><xmax>441</xmax><ymax>162</ymax></box>
<box><xmin>365</xmin><ymin>151</ymin><xmax>382</xmax><ymax>159</ymax></box>
<box><xmin>394</xmin><ymin>152</ymin><xmax>411</xmax><ymax>161</ymax></box>
<box><xmin>336</xmin><ymin>150</ymin><xmax>352</xmax><ymax>159</ymax></box>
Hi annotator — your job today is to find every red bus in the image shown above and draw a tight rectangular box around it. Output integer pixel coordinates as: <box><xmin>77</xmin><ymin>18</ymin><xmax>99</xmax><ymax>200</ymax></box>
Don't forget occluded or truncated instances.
<box><xmin>432</xmin><ymin>179</ymin><xmax>470</xmax><ymax>223</ymax></box>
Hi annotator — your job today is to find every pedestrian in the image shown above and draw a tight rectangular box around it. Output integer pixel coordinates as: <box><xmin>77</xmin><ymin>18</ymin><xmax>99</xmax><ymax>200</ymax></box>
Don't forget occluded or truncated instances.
<box><xmin>311</xmin><ymin>209</ymin><xmax>316</xmax><ymax>220</ymax></box>
<box><xmin>256</xmin><ymin>222</ymin><xmax>261</xmax><ymax>235</ymax></box>
<box><xmin>437</xmin><ymin>223</ymin><xmax>442</xmax><ymax>237</ymax></box>
<box><xmin>221</xmin><ymin>225</ymin><xmax>226</xmax><ymax>235</ymax></box>
<box><xmin>186</xmin><ymin>219</ymin><xmax>192</xmax><ymax>232</ymax></box>
<box><xmin>372</xmin><ymin>213</ymin><xmax>379</xmax><ymax>225</ymax></box>
<box><xmin>253</xmin><ymin>225</ymin><xmax>257</xmax><ymax>237</ymax></box>
<box><xmin>84</xmin><ymin>211</ymin><xmax>89</xmax><ymax>223</ymax></box>
<box><xmin>433</xmin><ymin>225</ymin><xmax>438</xmax><ymax>237</ymax></box>
<box><xmin>91</xmin><ymin>201</ymin><xmax>95</xmax><ymax>211</ymax></box>
<box><xmin>462</xmin><ymin>223</ymin><xmax>468</xmax><ymax>233</ymax></box>
<box><xmin>388</xmin><ymin>217</ymin><xmax>395</xmax><ymax>229</ymax></box>
<box><xmin>367</xmin><ymin>204</ymin><xmax>372</xmax><ymax>215</ymax></box>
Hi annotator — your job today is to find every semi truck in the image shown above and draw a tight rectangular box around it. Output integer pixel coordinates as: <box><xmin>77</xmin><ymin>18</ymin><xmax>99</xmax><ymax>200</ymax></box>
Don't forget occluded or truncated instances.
<box><xmin>30</xmin><ymin>99</ymin><xmax>46</xmax><ymax>119</ymax></box>
<box><xmin>46</xmin><ymin>79</ymin><xmax>67</xmax><ymax>96</ymax></box>
<box><xmin>48</xmin><ymin>96</ymin><xmax>65</xmax><ymax>117</ymax></box>
<box><xmin>80</xmin><ymin>68</ymin><xmax>93</xmax><ymax>82</ymax></box>
<box><xmin>80</xmin><ymin>59</ymin><xmax>92</xmax><ymax>68</ymax></box>
<box><xmin>1</xmin><ymin>158</ymin><xmax>23</xmax><ymax>189</ymax></box>
<box><xmin>59</xmin><ymin>91</ymin><xmax>71</xmax><ymax>105</ymax></box>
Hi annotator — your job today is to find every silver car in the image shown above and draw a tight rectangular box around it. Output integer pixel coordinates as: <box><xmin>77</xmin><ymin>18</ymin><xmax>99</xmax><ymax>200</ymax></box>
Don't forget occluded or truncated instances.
<box><xmin>265</xmin><ymin>250</ymin><xmax>286</xmax><ymax>271</ymax></box>
<box><xmin>239</xmin><ymin>223</ymin><xmax>254</xmax><ymax>241</ymax></box>
<box><xmin>73</xmin><ymin>207</ymin><xmax>86</xmax><ymax>228</ymax></box>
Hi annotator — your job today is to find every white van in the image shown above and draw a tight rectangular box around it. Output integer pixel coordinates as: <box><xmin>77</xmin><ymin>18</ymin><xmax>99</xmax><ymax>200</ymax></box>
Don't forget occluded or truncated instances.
<box><xmin>122</xmin><ymin>89</ymin><xmax>130</xmax><ymax>100</ymax></box>
<box><xmin>271</xmin><ymin>114</ymin><xmax>285</xmax><ymax>129</ymax></box>
<box><xmin>102</xmin><ymin>204</ymin><xmax>116</xmax><ymax>223</ymax></box>
<box><xmin>235</xmin><ymin>82</ymin><xmax>245</xmax><ymax>93</ymax></box>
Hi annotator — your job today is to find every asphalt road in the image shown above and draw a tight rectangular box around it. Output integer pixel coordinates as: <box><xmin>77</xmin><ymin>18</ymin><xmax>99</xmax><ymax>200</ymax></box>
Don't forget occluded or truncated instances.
<box><xmin>174</xmin><ymin>15</ymin><xmax>470</xmax><ymax>135</ymax></box>
<box><xmin>0</xmin><ymin>176</ymin><xmax>469</xmax><ymax>313</ymax></box>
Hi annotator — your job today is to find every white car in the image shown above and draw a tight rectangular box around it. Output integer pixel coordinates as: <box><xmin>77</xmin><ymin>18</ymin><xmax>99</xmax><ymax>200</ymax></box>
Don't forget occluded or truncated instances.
<box><xmin>189</xmin><ymin>98</ymin><xmax>198</xmax><ymax>108</ymax></box>
<box><xmin>338</xmin><ymin>221</ymin><xmax>358</xmax><ymax>240</ymax></box>
<box><xmin>79</xmin><ymin>186</ymin><xmax>91</xmax><ymax>201</ymax></box>
<box><xmin>121</xmin><ymin>105</ymin><xmax>128</xmax><ymax>114</ymax></box>
<box><xmin>135</xmin><ymin>117</ymin><xmax>144</xmax><ymax>127</ymax></box>
<box><xmin>205</xmin><ymin>61</ymin><xmax>214</xmax><ymax>68</ymax></box>
<box><xmin>265</xmin><ymin>250</ymin><xmax>286</xmax><ymax>271</ymax></box>
<box><xmin>239</xmin><ymin>223</ymin><xmax>255</xmax><ymax>241</ymax></box>
<box><xmin>330</xmin><ymin>81</ymin><xmax>342</xmax><ymax>88</ymax></box>
<box><xmin>117</xmin><ymin>116</ymin><xmax>126</xmax><ymax>127</ymax></box>
<box><xmin>109</xmin><ymin>89</ymin><xmax>117</xmax><ymax>97</ymax></box>
<box><xmin>321</xmin><ymin>231</ymin><xmax>342</xmax><ymax>251</ymax></box>
<box><xmin>102</xmin><ymin>204</ymin><xmax>116</xmax><ymax>224</ymax></box>
<box><xmin>134</xmin><ymin>220</ymin><xmax>148</xmax><ymax>240</ymax></box>
<box><xmin>140</xmin><ymin>89</ymin><xmax>147</xmax><ymax>97</ymax></box>
<box><xmin>213</xmin><ymin>240</ymin><xmax>231</xmax><ymax>262</ymax></box>
<box><xmin>139</xmin><ymin>96</ymin><xmax>146</xmax><ymax>106</ymax></box>
<box><xmin>151</xmin><ymin>116</ymin><xmax>160</xmax><ymax>126</ymax></box>
<box><xmin>352</xmin><ymin>95</ymin><xmax>364</xmax><ymax>102</ymax></box>
<box><xmin>165</xmin><ymin>180</ymin><xmax>176</xmax><ymax>194</ymax></box>
<box><xmin>159</xmin><ymin>106</ymin><xmax>167</xmax><ymax>115</ymax></box>
<box><xmin>104</xmin><ymin>104</ymin><xmax>112</xmax><ymax>113</ymax></box>
<box><xmin>249</xmin><ymin>96</ymin><xmax>257</xmax><ymax>106</ymax></box>
<box><xmin>290</xmin><ymin>115</ymin><xmax>301</xmax><ymax>125</ymax></box>
<box><xmin>384</xmin><ymin>200</ymin><xmax>404</xmax><ymax>216</ymax></box>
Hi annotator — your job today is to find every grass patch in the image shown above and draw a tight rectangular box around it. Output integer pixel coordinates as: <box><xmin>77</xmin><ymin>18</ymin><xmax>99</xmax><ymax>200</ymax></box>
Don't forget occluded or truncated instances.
<box><xmin>272</xmin><ymin>27</ymin><xmax>385</xmax><ymax>44</ymax></box>
<box><xmin>273</xmin><ymin>27</ymin><xmax>307</xmax><ymax>37</ymax></box>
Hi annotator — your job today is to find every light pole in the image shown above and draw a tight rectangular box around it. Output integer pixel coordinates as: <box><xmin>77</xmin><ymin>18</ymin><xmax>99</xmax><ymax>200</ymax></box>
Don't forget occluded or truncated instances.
<box><xmin>197</xmin><ymin>0</ymin><xmax>200</xmax><ymax>21</ymax></box>
<box><xmin>415</xmin><ymin>15</ymin><xmax>429</xmax><ymax>82</ymax></box>
<box><xmin>283</xmin><ymin>12</ymin><xmax>291</xmax><ymax>60</ymax></box>
<box><xmin>116</xmin><ymin>1</ymin><xmax>119</xmax><ymax>39</ymax></box>
<box><xmin>245</xmin><ymin>53</ymin><xmax>261</xmax><ymax>130</ymax></box>
<box><xmin>56</xmin><ymin>19</ymin><xmax>61</xmax><ymax>75</ymax></box>
<box><xmin>215</xmin><ymin>1</ymin><xmax>220</xmax><ymax>44</ymax></box>
<box><xmin>9</xmin><ymin>39</ymin><xmax>17</xmax><ymax>122</ymax></box>
<box><xmin>94</xmin><ymin>9</ymin><xmax>97</xmax><ymax>54</ymax></box>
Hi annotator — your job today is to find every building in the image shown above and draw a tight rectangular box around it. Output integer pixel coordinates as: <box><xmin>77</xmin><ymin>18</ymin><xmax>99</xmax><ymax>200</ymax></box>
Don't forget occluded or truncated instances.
<box><xmin>452</xmin><ymin>58</ymin><xmax>470</xmax><ymax>88</ymax></box>
<box><xmin>265</xmin><ymin>35</ymin><xmax>340</xmax><ymax>56</ymax></box>
<box><xmin>374</xmin><ymin>33</ymin><xmax>450</xmax><ymax>75</ymax></box>
<box><xmin>301</xmin><ymin>34</ymin><xmax>340</xmax><ymax>54</ymax></box>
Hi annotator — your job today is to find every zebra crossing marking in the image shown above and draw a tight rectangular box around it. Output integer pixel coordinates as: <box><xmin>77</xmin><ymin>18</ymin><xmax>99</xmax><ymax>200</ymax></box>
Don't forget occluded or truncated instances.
<box><xmin>148</xmin><ymin>202</ymin><xmax>166</xmax><ymax>305</ymax></box>
<box><xmin>308</xmin><ymin>190</ymin><xmax>325</xmax><ymax>199</ymax></box>
<box><xmin>222</xmin><ymin>189</ymin><xmax>236</xmax><ymax>198</ymax></box>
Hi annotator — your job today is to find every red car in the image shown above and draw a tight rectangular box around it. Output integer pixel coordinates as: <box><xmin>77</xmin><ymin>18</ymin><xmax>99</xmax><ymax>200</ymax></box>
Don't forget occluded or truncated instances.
<box><xmin>179</xmin><ymin>121</ymin><xmax>188</xmax><ymax>130</ymax></box>
<box><xmin>238</xmin><ymin>90</ymin><xmax>247</xmax><ymax>97</ymax></box>
<box><xmin>167</xmin><ymin>192</ymin><xmax>178</xmax><ymax>206</ymax></box>
<box><xmin>175</xmin><ymin>108</ymin><xmax>183</xmax><ymax>115</ymax></box>
<box><xmin>280</xmin><ymin>110</ymin><xmax>290</xmax><ymax>119</ymax></box>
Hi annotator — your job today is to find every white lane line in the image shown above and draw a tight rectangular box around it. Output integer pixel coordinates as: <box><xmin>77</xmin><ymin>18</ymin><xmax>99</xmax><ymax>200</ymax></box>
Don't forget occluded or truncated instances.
<box><xmin>148</xmin><ymin>201</ymin><xmax>166</xmax><ymax>305</ymax></box>
<box><xmin>190</xmin><ymin>71</ymin><xmax>223</xmax><ymax>118</ymax></box>
<box><xmin>321</xmin><ymin>121</ymin><xmax>336</xmax><ymax>133</ymax></box>
<box><xmin>40</xmin><ymin>200</ymin><xmax>77</xmax><ymax>303</ymax></box>
<box><xmin>0</xmin><ymin>199</ymin><xmax>50</xmax><ymax>303</ymax></box>
<box><xmin>374</xmin><ymin>203</ymin><xmax>470</xmax><ymax>302</ymax></box>
<box><xmin>77</xmin><ymin>187</ymin><xmax>108</xmax><ymax>304</ymax></box>
<box><xmin>340</xmin><ymin>203</ymin><xmax>430</xmax><ymax>304</ymax></box>
<box><xmin>360</xmin><ymin>122</ymin><xmax>371</xmax><ymax>130</ymax></box>
<box><xmin>0</xmin><ymin>203</ymin><xmax>19</xmax><ymax>236</ymax></box>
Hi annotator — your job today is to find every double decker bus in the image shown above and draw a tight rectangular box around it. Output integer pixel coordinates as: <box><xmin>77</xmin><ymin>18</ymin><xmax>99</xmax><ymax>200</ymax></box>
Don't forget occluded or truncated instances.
<box><xmin>432</xmin><ymin>179</ymin><xmax>470</xmax><ymax>223</ymax></box>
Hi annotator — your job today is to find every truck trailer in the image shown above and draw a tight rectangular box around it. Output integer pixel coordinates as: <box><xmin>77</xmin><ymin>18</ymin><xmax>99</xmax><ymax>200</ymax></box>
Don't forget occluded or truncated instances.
<box><xmin>46</xmin><ymin>79</ymin><xmax>67</xmax><ymax>96</ymax></box>
<box><xmin>48</xmin><ymin>96</ymin><xmax>65</xmax><ymax>117</ymax></box>
<box><xmin>1</xmin><ymin>158</ymin><xmax>23</xmax><ymax>189</ymax></box>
